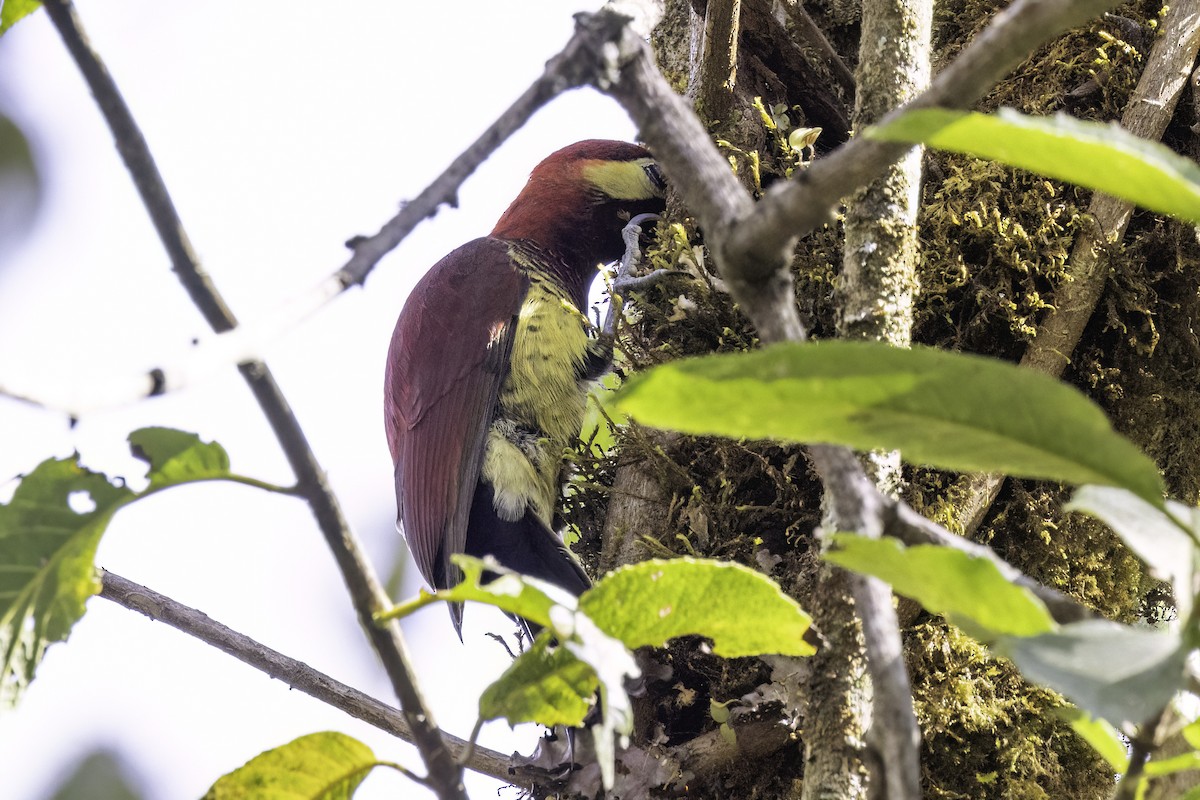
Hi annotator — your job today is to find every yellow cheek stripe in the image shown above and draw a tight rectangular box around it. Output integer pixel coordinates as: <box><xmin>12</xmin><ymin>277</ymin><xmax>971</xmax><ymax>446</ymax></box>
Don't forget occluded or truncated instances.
<box><xmin>581</xmin><ymin>158</ymin><xmax>662</xmax><ymax>201</ymax></box>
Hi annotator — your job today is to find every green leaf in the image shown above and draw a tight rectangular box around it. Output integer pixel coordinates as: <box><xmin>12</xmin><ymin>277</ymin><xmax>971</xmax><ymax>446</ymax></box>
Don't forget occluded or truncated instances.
<box><xmin>1058</xmin><ymin>708</ymin><xmax>1129</xmax><ymax>771</ymax></box>
<box><xmin>202</xmin><ymin>731</ymin><xmax>376</xmax><ymax>799</ymax></box>
<box><xmin>431</xmin><ymin>555</ymin><xmax>565</xmax><ymax>629</ymax></box>
<box><xmin>580</xmin><ymin>558</ymin><xmax>815</xmax><ymax>657</ymax></box>
<box><xmin>824</xmin><ymin>535</ymin><xmax>1056</xmax><ymax>637</ymax></box>
<box><xmin>128</xmin><ymin>427</ymin><xmax>232</xmax><ymax>490</ymax></box>
<box><xmin>479</xmin><ymin>636</ymin><xmax>598</xmax><ymax>727</ymax></box>
<box><xmin>0</xmin><ymin>457</ymin><xmax>134</xmax><ymax>708</ymax></box>
<box><xmin>613</xmin><ymin>341</ymin><xmax>1164</xmax><ymax>505</ymax></box>
<box><xmin>474</xmin><ymin>584</ymin><xmax>639</xmax><ymax>791</ymax></box>
<box><xmin>46</xmin><ymin>749</ymin><xmax>145</xmax><ymax>800</ymax></box>
<box><xmin>994</xmin><ymin>620</ymin><xmax>1186</xmax><ymax>727</ymax></box>
<box><xmin>1183</xmin><ymin>717</ymin><xmax>1200</xmax><ymax>751</ymax></box>
<box><xmin>1</xmin><ymin>428</ymin><xmax>273</xmax><ymax>708</ymax></box>
<box><xmin>0</xmin><ymin>0</ymin><xmax>40</xmax><ymax>35</ymax></box>
<box><xmin>867</xmin><ymin>108</ymin><xmax>1200</xmax><ymax>223</ymax></box>
<box><xmin>1066</xmin><ymin>486</ymin><xmax>1195</xmax><ymax>618</ymax></box>
<box><xmin>0</xmin><ymin>112</ymin><xmax>41</xmax><ymax>235</ymax></box>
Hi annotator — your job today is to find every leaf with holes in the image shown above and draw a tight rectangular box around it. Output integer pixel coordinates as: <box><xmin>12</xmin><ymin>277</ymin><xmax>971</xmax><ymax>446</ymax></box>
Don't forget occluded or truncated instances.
<box><xmin>480</xmin><ymin>635</ymin><xmax>599</xmax><ymax>727</ymax></box>
<box><xmin>0</xmin><ymin>457</ymin><xmax>133</xmax><ymax>708</ymax></box>
<box><xmin>129</xmin><ymin>426</ymin><xmax>233</xmax><ymax>490</ymax></box>
<box><xmin>1</xmin><ymin>428</ymin><xmax>275</xmax><ymax>708</ymax></box>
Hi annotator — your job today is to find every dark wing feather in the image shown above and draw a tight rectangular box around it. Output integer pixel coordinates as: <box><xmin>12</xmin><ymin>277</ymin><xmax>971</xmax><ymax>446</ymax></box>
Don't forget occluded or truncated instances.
<box><xmin>384</xmin><ymin>237</ymin><xmax>526</xmax><ymax>592</ymax></box>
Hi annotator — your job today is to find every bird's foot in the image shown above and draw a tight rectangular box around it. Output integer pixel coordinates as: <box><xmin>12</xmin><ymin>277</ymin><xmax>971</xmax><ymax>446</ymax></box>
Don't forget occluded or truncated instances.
<box><xmin>603</xmin><ymin>213</ymin><xmax>684</xmax><ymax>337</ymax></box>
<box><xmin>614</xmin><ymin>212</ymin><xmax>662</xmax><ymax>283</ymax></box>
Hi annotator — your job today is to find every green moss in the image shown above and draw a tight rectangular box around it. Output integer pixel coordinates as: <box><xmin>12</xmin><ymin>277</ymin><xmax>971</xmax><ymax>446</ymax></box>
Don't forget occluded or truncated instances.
<box><xmin>1075</xmin><ymin>216</ymin><xmax>1200</xmax><ymax>503</ymax></box>
<box><xmin>917</xmin><ymin>158</ymin><xmax>1085</xmax><ymax>354</ymax></box>
<box><xmin>915</xmin><ymin>1</ymin><xmax>1167</xmax><ymax>359</ymax></box>
<box><xmin>907</xmin><ymin>623</ymin><xmax>1113</xmax><ymax>800</ymax></box>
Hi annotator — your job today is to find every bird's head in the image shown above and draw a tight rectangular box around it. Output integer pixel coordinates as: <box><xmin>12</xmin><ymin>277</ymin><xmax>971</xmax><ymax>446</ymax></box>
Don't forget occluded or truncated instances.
<box><xmin>491</xmin><ymin>140</ymin><xmax>667</xmax><ymax>281</ymax></box>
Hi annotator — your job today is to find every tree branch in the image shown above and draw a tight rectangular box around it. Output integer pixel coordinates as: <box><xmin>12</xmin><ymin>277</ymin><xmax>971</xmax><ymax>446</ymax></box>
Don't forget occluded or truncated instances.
<box><xmin>806</xmin><ymin>446</ymin><xmax>920</xmax><ymax>800</ymax></box>
<box><xmin>1114</xmin><ymin>704</ymin><xmax>1175</xmax><ymax>800</ymax></box>
<box><xmin>97</xmin><ymin>570</ymin><xmax>514</xmax><ymax>785</ymax></box>
<box><xmin>593</xmin><ymin>6</ymin><xmax>1116</xmax><ymax>797</ymax></box>
<box><xmin>805</xmin><ymin>0</ymin><xmax>932</xmax><ymax>793</ymax></box>
<box><xmin>41</xmin><ymin>2</ymin><xmax>465</xmax><ymax>796</ymax></box>
<box><xmin>774</xmin><ymin>0</ymin><xmax>856</xmax><ymax>99</ymax></box>
<box><xmin>2</xmin><ymin>1</ymin><xmax>662</xmax><ymax>417</ymax></box>
<box><xmin>695</xmin><ymin>0</ymin><xmax>742</xmax><ymax>123</ymax></box>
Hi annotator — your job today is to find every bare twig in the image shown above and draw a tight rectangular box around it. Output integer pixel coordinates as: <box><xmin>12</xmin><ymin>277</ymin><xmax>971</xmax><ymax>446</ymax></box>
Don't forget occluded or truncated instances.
<box><xmin>41</xmin><ymin>2</ymin><xmax>465</xmax><ymax>796</ymax></box>
<box><xmin>3</xmin><ymin>2</ymin><xmax>664</xmax><ymax>417</ymax></box>
<box><xmin>98</xmin><ymin>570</ymin><xmax>513</xmax><ymax>784</ymax></box>
<box><xmin>1114</xmin><ymin>705</ymin><xmax>1175</xmax><ymax>800</ymax></box>
<box><xmin>946</xmin><ymin>0</ymin><xmax>1200</xmax><ymax>537</ymax></box>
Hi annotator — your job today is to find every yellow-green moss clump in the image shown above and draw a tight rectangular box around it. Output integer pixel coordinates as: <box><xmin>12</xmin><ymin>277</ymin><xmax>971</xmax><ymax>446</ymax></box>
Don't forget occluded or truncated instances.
<box><xmin>907</xmin><ymin>623</ymin><xmax>1113</xmax><ymax>800</ymax></box>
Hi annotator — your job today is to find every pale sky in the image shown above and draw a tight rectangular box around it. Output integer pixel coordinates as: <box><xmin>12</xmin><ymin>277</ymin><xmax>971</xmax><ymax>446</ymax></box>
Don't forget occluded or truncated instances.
<box><xmin>0</xmin><ymin>2</ymin><xmax>639</xmax><ymax>797</ymax></box>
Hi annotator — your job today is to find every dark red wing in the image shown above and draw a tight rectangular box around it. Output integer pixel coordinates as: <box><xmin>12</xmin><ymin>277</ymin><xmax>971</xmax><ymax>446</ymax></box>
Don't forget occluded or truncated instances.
<box><xmin>384</xmin><ymin>237</ymin><xmax>527</xmax><ymax>591</ymax></box>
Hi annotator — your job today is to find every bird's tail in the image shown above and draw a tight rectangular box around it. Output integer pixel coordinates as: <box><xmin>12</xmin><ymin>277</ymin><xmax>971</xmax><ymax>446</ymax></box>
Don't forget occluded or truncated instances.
<box><xmin>456</xmin><ymin>483</ymin><xmax>592</xmax><ymax>638</ymax></box>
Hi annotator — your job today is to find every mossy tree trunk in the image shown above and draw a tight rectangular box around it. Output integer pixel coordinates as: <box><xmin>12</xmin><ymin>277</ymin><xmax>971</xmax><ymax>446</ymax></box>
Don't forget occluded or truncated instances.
<box><xmin>568</xmin><ymin>1</ymin><xmax>1200</xmax><ymax>798</ymax></box>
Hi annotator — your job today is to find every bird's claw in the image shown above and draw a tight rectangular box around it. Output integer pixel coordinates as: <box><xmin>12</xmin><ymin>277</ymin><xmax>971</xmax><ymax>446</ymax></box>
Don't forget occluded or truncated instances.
<box><xmin>616</xmin><ymin>212</ymin><xmax>663</xmax><ymax>282</ymax></box>
<box><xmin>602</xmin><ymin>214</ymin><xmax>663</xmax><ymax>337</ymax></box>
<box><xmin>612</xmin><ymin>268</ymin><xmax>685</xmax><ymax>294</ymax></box>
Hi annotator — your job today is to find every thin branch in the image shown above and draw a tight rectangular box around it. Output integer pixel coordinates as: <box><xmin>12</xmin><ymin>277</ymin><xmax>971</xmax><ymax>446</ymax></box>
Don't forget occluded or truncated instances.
<box><xmin>946</xmin><ymin>0</ymin><xmax>1200</xmax><ymax>536</ymax></box>
<box><xmin>98</xmin><ymin>570</ymin><xmax>513</xmax><ymax>785</ymax></box>
<box><xmin>807</xmin><ymin>446</ymin><xmax>920</xmax><ymax>800</ymax></box>
<box><xmin>334</xmin><ymin>1</ymin><xmax>663</xmax><ymax>292</ymax></box>
<box><xmin>1114</xmin><ymin>704</ymin><xmax>1175</xmax><ymax>800</ymax></box>
<box><xmin>596</xmin><ymin>9</ymin><xmax>801</xmax><ymax>343</ymax></box>
<box><xmin>41</xmin><ymin>2</ymin><xmax>465</xmax><ymax>796</ymax></box>
<box><xmin>3</xmin><ymin>2</ymin><xmax>661</xmax><ymax>417</ymax></box>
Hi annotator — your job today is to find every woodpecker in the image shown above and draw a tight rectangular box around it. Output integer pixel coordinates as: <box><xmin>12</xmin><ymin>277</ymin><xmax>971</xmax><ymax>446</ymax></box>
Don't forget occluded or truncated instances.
<box><xmin>384</xmin><ymin>140</ymin><xmax>667</xmax><ymax>637</ymax></box>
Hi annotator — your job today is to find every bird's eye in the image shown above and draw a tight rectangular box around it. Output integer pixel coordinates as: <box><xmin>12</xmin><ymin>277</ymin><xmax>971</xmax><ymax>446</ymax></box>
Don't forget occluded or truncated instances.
<box><xmin>644</xmin><ymin>163</ymin><xmax>667</xmax><ymax>193</ymax></box>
